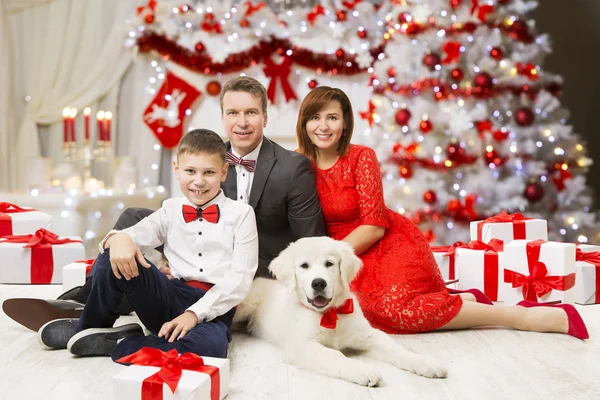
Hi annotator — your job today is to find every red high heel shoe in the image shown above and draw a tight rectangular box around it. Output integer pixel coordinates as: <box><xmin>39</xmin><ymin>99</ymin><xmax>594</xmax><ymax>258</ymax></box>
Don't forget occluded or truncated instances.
<box><xmin>447</xmin><ymin>288</ymin><xmax>494</xmax><ymax>305</ymax></box>
<box><xmin>516</xmin><ymin>300</ymin><xmax>590</xmax><ymax>340</ymax></box>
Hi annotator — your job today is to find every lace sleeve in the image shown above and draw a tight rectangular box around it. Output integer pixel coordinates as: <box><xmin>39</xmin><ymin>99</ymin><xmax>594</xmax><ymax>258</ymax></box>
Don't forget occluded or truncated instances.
<box><xmin>355</xmin><ymin>147</ymin><xmax>388</xmax><ymax>228</ymax></box>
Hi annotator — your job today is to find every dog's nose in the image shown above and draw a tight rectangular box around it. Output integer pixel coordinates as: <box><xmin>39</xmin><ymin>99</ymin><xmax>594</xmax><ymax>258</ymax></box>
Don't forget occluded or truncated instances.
<box><xmin>311</xmin><ymin>278</ymin><xmax>327</xmax><ymax>291</ymax></box>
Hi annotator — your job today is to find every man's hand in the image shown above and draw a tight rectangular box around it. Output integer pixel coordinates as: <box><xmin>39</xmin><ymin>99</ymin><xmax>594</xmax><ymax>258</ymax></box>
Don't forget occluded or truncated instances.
<box><xmin>158</xmin><ymin>311</ymin><xmax>199</xmax><ymax>342</ymax></box>
<box><xmin>159</xmin><ymin>263</ymin><xmax>173</xmax><ymax>280</ymax></box>
<box><xmin>105</xmin><ymin>232</ymin><xmax>151</xmax><ymax>280</ymax></box>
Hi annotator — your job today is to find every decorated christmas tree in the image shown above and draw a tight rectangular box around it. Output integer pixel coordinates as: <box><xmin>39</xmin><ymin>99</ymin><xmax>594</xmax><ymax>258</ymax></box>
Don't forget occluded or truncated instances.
<box><xmin>359</xmin><ymin>0</ymin><xmax>599</xmax><ymax>245</ymax></box>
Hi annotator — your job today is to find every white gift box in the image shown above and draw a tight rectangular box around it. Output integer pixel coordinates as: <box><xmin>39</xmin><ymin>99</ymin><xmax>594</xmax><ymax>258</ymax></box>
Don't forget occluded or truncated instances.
<box><xmin>0</xmin><ymin>234</ymin><xmax>85</xmax><ymax>284</ymax></box>
<box><xmin>0</xmin><ymin>205</ymin><xmax>52</xmax><ymax>236</ymax></box>
<box><xmin>113</xmin><ymin>357</ymin><xmax>229</xmax><ymax>400</ymax></box>
<box><xmin>470</xmin><ymin>216</ymin><xmax>547</xmax><ymax>244</ymax></box>
<box><xmin>502</xmin><ymin>240</ymin><xmax>576</xmax><ymax>305</ymax></box>
<box><xmin>62</xmin><ymin>260</ymin><xmax>93</xmax><ymax>292</ymax></box>
<box><xmin>432</xmin><ymin>251</ymin><xmax>453</xmax><ymax>281</ymax></box>
<box><xmin>455</xmin><ymin>247</ymin><xmax>505</xmax><ymax>302</ymax></box>
<box><xmin>574</xmin><ymin>261</ymin><xmax>600</xmax><ymax>305</ymax></box>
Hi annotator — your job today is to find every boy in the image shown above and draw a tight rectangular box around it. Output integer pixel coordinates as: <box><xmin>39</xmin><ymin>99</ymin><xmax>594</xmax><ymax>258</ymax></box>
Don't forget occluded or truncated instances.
<box><xmin>38</xmin><ymin>129</ymin><xmax>258</xmax><ymax>361</ymax></box>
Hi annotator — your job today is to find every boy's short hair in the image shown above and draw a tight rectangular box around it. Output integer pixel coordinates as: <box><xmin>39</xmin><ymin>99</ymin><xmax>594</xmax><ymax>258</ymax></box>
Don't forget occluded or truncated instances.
<box><xmin>219</xmin><ymin>76</ymin><xmax>268</xmax><ymax>115</ymax></box>
<box><xmin>177</xmin><ymin>129</ymin><xmax>227</xmax><ymax>163</ymax></box>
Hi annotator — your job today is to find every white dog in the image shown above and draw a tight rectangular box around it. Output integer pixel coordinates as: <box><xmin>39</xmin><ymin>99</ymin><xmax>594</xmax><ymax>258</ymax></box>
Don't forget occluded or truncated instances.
<box><xmin>233</xmin><ymin>237</ymin><xmax>447</xmax><ymax>386</ymax></box>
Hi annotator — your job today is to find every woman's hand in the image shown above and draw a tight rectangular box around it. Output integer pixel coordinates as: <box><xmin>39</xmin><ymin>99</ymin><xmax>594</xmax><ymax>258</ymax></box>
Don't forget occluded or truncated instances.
<box><xmin>158</xmin><ymin>311</ymin><xmax>199</xmax><ymax>342</ymax></box>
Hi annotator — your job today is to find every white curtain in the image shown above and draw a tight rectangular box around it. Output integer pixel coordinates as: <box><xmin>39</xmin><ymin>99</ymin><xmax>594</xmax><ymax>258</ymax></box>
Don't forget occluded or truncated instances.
<box><xmin>4</xmin><ymin>0</ymin><xmax>137</xmax><ymax>191</ymax></box>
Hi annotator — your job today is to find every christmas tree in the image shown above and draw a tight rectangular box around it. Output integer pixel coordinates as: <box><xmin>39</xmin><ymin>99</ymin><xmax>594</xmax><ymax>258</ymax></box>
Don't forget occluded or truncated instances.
<box><xmin>358</xmin><ymin>0</ymin><xmax>599</xmax><ymax>245</ymax></box>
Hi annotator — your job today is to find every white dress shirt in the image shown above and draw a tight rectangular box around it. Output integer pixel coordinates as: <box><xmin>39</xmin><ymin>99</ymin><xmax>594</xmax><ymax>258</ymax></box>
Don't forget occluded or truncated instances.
<box><xmin>100</xmin><ymin>191</ymin><xmax>258</xmax><ymax>323</ymax></box>
<box><xmin>230</xmin><ymin>140</ymin><xmax>263</xmax><ymax>204</ymax></box>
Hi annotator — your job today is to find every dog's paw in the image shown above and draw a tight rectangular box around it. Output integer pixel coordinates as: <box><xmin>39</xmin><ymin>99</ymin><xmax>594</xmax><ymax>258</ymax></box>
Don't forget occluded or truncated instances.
<box><xmin>410</xmin><ymin>356</ymin><xmax>447</xmax><ymax>379</ymax></box>
<box><xmin>342</xmin><ymin>364</ymin><xmax>382</xmax><ymax>387</ymax></box>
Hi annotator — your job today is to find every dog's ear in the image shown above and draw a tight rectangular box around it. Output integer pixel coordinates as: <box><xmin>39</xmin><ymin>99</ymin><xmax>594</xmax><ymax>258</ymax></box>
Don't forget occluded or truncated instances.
<box><xmin>338</xmin><ymin>241</ymin><xmax>363</xmax><ymax>290</ymax></box>
<box><xmin>268</xmin><ymin>247</ymin><xmax>297</xmax><ymax>293</ymax></box>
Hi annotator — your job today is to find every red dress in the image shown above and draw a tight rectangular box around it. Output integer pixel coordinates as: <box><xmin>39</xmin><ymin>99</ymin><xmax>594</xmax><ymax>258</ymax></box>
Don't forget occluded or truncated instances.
<box><xmin>313</xmin><ymin>144</ymin><xmax>462</xmax><ymax>334</ymax></box>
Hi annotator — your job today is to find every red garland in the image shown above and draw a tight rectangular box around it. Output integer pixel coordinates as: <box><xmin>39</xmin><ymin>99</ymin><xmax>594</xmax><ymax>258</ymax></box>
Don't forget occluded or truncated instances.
<box><xmin>136</xmin><ymin>33</ymin><xmax>385</xmax><ymax>75</ymax></box>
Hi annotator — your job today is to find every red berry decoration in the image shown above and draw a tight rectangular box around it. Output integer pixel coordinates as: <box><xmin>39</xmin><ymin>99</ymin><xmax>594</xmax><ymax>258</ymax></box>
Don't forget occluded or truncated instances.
<box><xmin>240</xmin><ymin>18</ymin><xmax>250</xmax><ymax>28</ymax></box>
<box><xmin>398</xmin><ymin>165</ymin><xmax>413</xmax><ymax>179</ymax></box>
<box><xmin>450</xmin><ymin>68</ymin><xmax>464</xmax><ymax>82</ymax></box>
<box><xmin>395</xmin><ymin>109</ymin><xmax>411</xmax><ymax>126</ymax></box>
<box><xmin>447</xmin><ymin>199</ymin><xmax>461</xmax><ymax>213</ymax></box>
<box><xmin>206</xmin><ymin>81</ymin><xmax>222</xmax><ymax>96</ymax></box>
<box><xmin>336</xmin><ymin>10</ymin><xmax>347</xmax><ymax>21</ymax></box>
<box><xmin>419</xmin><ymin>119</ymin><xmax>433</xmax><ymax>133</ymax></box>
<box><xmin>474</xmin><ymin>72</ymin><xmax>494</xmax><ymax>90</ymax></box>
<box><xmin>145</xmin><ymin>14</ymin><xmax>155</xmax><ymax>24</ymax></box>
<box><xmin>335</xmin><ymin>49</ymin><xmax>344</xmax><ymax>58</ymax></box>
<box><xmin>358</xmin><ymin>30</ymin><xmax>367</xmax><ymax>39</ymax></box>
<box><xmin>387</xmin><ymin>67</ymin><xmax>396</xmax><ymax>77</ymax></box>
<box><xmin>524</xmin><ymin>182</ymin><xmax>544</xmax><ymax>202</ymax></box>
<box><xmin>423</xmin><ymin>190</ymin><xmax>438</xmax><ymax>204</ymax></box>
<box><xmin>493</xmin><ymin>130</ymin><xmax>509</xmax><ymax>141</ymax></box>
<box><xmin>308</xmin><ymin>79</ymin><xmax>318</xmax><ymax>89</ymax></box>
<box><xmin>422</xmin><ymin>53</ymin><xmax>441</xmax><ymax>71</ymax></box>
<box><xmin>514</xmin><ymin>107</ymin><xmax>535</xmax><ymax>126</ymax></box>
<box><xmin>195</xmin><ymin>42</ymin><xmax>205</xmax><ymax>52</ymax></box>
<box><xmin>490</xmin><ymin>47</ymin><xmax>504</xmax><ymax>60</ymax></box>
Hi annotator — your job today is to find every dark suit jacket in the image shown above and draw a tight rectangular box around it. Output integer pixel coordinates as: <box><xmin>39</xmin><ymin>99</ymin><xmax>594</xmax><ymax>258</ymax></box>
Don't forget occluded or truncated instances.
<box><xmin>222</xmin><ymin>138</ymin><xmax>326</xmax><ymax>278</ymax></box>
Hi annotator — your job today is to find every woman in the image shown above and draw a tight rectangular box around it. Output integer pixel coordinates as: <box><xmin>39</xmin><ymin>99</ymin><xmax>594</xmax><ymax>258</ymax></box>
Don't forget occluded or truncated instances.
<box><xmin>295</xmin><ymin>86</ymin><xmax>588</xmax><ymax>338</ymax></box>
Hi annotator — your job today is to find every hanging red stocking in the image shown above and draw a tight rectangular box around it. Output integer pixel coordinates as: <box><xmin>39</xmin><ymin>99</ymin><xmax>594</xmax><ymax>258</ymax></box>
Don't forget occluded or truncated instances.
<box><xmin>143</xmin><ymin>71</ymin><xmax>201</xmax><ymax>149</ymax></box>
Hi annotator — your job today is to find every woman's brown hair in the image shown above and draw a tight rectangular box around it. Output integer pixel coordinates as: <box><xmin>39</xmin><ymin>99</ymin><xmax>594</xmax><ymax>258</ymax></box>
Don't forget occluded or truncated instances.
<box><xmin>296</xmin><ymin>86</ymin><xmax>354</xmax><ymax>160</ymax></box>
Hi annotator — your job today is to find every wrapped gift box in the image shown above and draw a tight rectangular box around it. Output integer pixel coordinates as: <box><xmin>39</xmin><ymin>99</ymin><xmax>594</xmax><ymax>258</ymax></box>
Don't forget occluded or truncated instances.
<box><xmin>0</xmin><ymin>203</ymin><xmax>52</xmax><ymax>236</ymax></box>
<box><xmin>113</xmin><ymin>349</ymin><xmax>229</xmax><ymax>400</ymax></box>
<box><xmin>470</xmin><ymin>212</ymin><xmax>547</xmax><ymax>244</ymax></box>
<box><xmin>431</xmin><ymin>242</ymin><xmax>469</xmax><ymax>281</ymax></box>
<box><xmin>576</xmin><ymin>244</ymin><xmax>600</xmax><ymax>253</ymax></box>
<box><xmin>62</xmin><ymin>260</ymin><xmax>94</xmax><ymax>292</ymax></box>
<box><xmin>0</xmin><ymin>229</ymin><xmax>85</xmax><ymax>284</ymax></box>
<box><xmin>574</xmin><ymin>247</ymin><xmax>600</xmax><ymax>305</ymax></box>
<box><xmin>502</xmin><ymin>240</ymin><xmax>576</xmax><ymax>305</ymax></box>
<box><xmin>454</xmin><ymin>240</ymin><xmax>505</xmax><ymax>302</ymax></box>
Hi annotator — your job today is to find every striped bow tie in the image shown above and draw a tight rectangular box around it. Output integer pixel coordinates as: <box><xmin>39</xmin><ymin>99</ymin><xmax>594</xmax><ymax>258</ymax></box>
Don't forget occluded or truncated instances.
<box><xmin>227</xmin><ymin>152</ymin><xmax>256</xmax><ymax>172</ymax></box>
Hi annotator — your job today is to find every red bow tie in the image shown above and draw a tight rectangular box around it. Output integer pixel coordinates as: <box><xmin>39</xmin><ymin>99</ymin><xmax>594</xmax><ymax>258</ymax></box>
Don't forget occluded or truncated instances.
<box><xmin>320</xmin><ymin>298</ymin><xmax>354</xmax><ymax>329</ymax></box>
<box><xmin>182</xmin><ymin>204</ymin><xmax>220</xmax><ymax>224</ymax></box>
<box><xmin>226</xmin><ymin>152</ymin><xmax>256</xmax><ymax>172</ymax></box>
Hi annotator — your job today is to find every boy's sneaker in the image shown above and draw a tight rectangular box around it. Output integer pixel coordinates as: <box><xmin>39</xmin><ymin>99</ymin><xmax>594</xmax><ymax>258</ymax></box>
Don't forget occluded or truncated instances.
<box><xmin>38</xmin><ymin>318</ymin><xmax>79</xmax><ymax>349</ymax></box>
<box><xmin>67</xmin><ymin>323</ymin><xmax>144</xmax><ymax>356</ymax></box>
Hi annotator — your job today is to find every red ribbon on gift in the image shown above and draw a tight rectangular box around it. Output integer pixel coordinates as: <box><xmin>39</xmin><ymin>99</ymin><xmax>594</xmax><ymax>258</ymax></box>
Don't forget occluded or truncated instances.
<box><xmin>263</xmin><ymin>57</ymin><xmax>298</xmax><ymax>104</ymax></box>
<box><xmin>431</xmin><ymin>241</ymin><xmax>468</xmax><ymax>280</ymax></box>
<box><xmin>504</xmin><ymin>240</ymin><xmax>576</xmax><ymax>303</ymax></box>
<box><xmin>476</xmin><ymin>211</ymin><xmax>531</xmax><ymax>242</ymax></box>
<box><xmin>0</xmin><ymin>202</ymin><xmax>36</xmax><ymax>237</ymax></box>
<box><xmin>76</xmin><ymin>259</ymin><xmax>95</xmax><ymax>276</ymax></box>
<box><xmin>117</xmin><ymin>348</ymin><xmax>221</xmax><ymax>400</ymax></box>
<box><xmin>575</xmin><ymin>249</ymin><xmax>600</xmax><ymax>304</ymax></box>
<box><xmin>464</xmin><ymin>239</ymin><xmax>504</xmax><ymax>301</ymax></box>
<box><xmin>1</xmin><ymin>228</ymin><xmax>82</xmax><ymax>284</ymax></box>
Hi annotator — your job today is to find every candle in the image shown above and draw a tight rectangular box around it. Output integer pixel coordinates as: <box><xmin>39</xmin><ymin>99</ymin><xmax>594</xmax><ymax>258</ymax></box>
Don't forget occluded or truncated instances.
<box><xmin>96</xmin><ymin>110</ymin><xmax>105</xmax><ymax>142</ymax></box>
<box><xmin>69</xmin><ymin>108</ymin><xmax>78</xmax><ymax>143</ymax></box>
<box><xmin>104</xmin><ymin>111</ymin><xmax>113</xmax><ymax>143</ymax></box>
<box><xmin>83</xmin><ymin>107</ymin><xmax>91</xmax><ymax>143</ymax></box>
<box><xmin>62</xmin><ymin>107</ymin><xmax>71</xmax><ymax>144</ymax></box>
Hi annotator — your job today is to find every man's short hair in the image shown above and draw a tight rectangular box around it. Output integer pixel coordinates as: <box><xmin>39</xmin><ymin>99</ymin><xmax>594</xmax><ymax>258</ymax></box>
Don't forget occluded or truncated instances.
<box><xmin>219</xmin><ymin>76</ymin><xmax>268</xmax><ymax>115</ymax></box>
<box><xmin>176</xmin><ymin>129</ymin><xmax>227</xmax><ymax>163</ymax></box>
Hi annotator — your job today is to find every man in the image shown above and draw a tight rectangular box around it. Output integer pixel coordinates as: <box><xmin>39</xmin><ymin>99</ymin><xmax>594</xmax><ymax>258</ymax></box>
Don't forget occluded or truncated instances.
<box><xmin>3</xmin><ymin>76</ymin><xmax>326</xmax><ymax>331</ymax></box>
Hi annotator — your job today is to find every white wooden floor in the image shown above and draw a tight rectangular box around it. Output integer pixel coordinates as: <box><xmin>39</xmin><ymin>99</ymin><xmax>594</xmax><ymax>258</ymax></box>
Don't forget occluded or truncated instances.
<box><xmin>1</xmin><ymin>284</ymin><xmax>599</xmax><ymax>400</ymax></box>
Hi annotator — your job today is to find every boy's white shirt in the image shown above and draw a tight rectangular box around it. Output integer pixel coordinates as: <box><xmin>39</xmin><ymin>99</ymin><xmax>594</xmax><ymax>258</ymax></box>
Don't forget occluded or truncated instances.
<box><xmin>99</xmin><ymin>190</ymin><xmax>258</xmax><ymax>323</ymax></box>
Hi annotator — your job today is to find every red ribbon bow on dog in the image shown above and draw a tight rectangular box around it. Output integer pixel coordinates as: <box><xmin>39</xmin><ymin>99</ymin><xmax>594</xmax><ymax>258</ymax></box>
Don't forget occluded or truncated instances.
<box><xmin>182</xmin><ymin>204</ymin><xmax>220</xmax><ymax>224</ymax></box>
<box><xmin>117</xmin><ymin>347</ymin><xmax>220</xmax><ymax>400</ymax></box>
<box><xmin>320</xmin><ymin>298</ymin><xmax>354</xmax><ymax>329</ymax></box>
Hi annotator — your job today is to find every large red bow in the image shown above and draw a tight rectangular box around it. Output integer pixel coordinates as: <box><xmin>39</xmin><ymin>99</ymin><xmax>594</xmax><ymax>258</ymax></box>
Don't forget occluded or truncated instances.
<box><xmin>504</xmin><ymin>240</ymin><xmax>576</xmax><ymax>302</ymax></box>
<box><xmin>576</xmin><ymin>249</ymin><xmax>600</xmax><ymax>304</ymax></box>
<box><xmin>1</xmin><ymin>229</ymin><xmax>82</xmax><ymax>284</ymax></box>
<box><xmin>306</xmin><ymin>4</ymin><xmax>326</xmax><ymax>25</ymax></box>
<box><xmin>117</xmin><ymin>348</ymin><xmax>220</xmax><ymax>400</ymax></box>
<box><xmin>182</xmin><ymin>204</ymin><xmax>220</xmax><ymax>224</ymax></box>
<box><xmin>441</xmin><ymin>41</ymin><xmax>462</xmax><ymax>64</ymax></box>
<box><xmin>244</xmin><ymin>1</ymin><xmax>265</xmax><ymax>17</ymax></box>
<box><xmin>320</xmin><ymin>298</ymin><xmax>354</xmax><ymax>329</ymax></box>
<box><xmin>0</xmin><ymin>202</ymin><xmax>36</xmax><ymax>236</ymax></box>
<box><xmin>263</xmin><ymin>57</ymin><xmax>298</xmax><ymax>104</ymax></box>
<box><xmin>476</xmin><ymin>211</ymin><xmax>531</xmax><ymax>242</ymax></box>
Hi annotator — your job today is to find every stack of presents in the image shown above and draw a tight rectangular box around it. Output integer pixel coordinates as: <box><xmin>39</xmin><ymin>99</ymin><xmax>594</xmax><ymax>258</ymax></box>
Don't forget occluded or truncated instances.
<box><xmin>0</xmin><ymin>202</ymin><xmax>229</xmax><ymax>400</ymax></box>
<box><xmin>432</xmin><ymin>211</ymin><xmax>600</xmax><ymax>306</ymax></box>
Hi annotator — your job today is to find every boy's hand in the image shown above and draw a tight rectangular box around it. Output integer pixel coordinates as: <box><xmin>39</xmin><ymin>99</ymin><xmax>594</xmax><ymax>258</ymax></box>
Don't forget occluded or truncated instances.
<box><xmin>158</xmin><ymin>311</ymin><xmax>199</xmax><ymax>342</ymax></box>
<box><xmin>106</xmin><ymin>233</ymin><xmax>151</xmax><ymax>280</ymax></box>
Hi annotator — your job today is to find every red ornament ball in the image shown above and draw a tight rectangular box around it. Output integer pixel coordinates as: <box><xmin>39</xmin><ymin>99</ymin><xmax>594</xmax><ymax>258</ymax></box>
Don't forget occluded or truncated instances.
<box><xmin>240</xmin><ymin>18</ymin><xmax>250</xmax><ymax>28</ymax></box>
<box><xmin>419</xmin><ymin>119</ymin><xmax>433</xmax><ymax>133</ymax></box>
<box><xmin>493</xmin><ymin>130</ymin><xmax>510</xmax><ymax>141</ymax></box>
<box><xmin>422</xmin><ymin>53</ymin><xmax>441</xmax><ymax>71</ymax></box>
<box><xmin>508</xmin><ymin>20</ymin><xmax>530</xmax><ymax>41</ymax></box>
<box><xmin>424</xmin><ymin>229</ymin><xmax>436</xmax><ymax>243</ymax></box>
<box><xmin>450</xmin><ymin>68</ymin><xmax>464</xmax><ymax>82</ymax></box>
<box><xmin>387</xmin><ymin>67</ymin><xmax>396</xmax><ymax>77</ymax></box>
<box><xmin>206</xmin><ymin>81</ymin><xmax>222</xmax><ymax>96</ymax></box>
<box><xmin>498</xmin><ymin>0</ymin><xmax>511</xmax><ymax>4</ymax></box>
<box><xmin>450</xmin><ymin>0</ymin><xmax>462</xmax><ymax>8</ymax></box>
<box><xmin>358</xmin><ymin>30</ymin><xmax>367</xmax><ymax>39</ymax></box>
<box><xmin>446</xmin><ymin>142</ymin><xmax>466</xmax><ymax>161</ymax></box>
<box><xmin>423</xmin><ymin>190</ymin><xmax>438</xmax><ymax>204</ymax></box>
<box><xmin>145</xmin><ymin>13</ymin><xmax>155</xmax><ymax>24</ymax></box>
<box><xmin>194</xmin><ymin>42</ymin><xmax>205</xmax><ymax>52</ymax></box>
<box><xmin>484</xmin><ymin>149</ymin><xmax>504</xmax><ymax>166</ymax></box>
<box><xmin>447</xmin><ymin>199</ymin><xmax>461</xmax><ymax>213</ymax></box>
<box><xmin>335</xmin><ymin>49</ymin><xmax>345</xmax><ymax>58</ymax></box>
<box><xmin>398</xmin><ymin>12</ymin><xmax>411</xmax><ymax>24</ymax></box>
<box><xmin>474</xmin><ymin>72</ymin><xmax>494</xmax><ymax>90</ymax></box>
<box><xmin>490</xmin><ymin>47</ymin><xmax>504</xmax><ymax>60</ymax></box>
<box><xmin>395</xmin><ymin>109</ymin><xmax>411</xmax><ymax>126</ymax></box>
<box><xmin>308</xmin><ymin>79</ymin><xmax>318</xmax><ymax>90</ymax></box>
<box><xmin>398</xmin><ymin>165</ymin><xmax>413</xmax><ymax>179</ymax></box>
<box><xmin>336</xmin><ymin>10</ymin><xmax>347</xmax><ymax>21</ymax></box>
<box><xmin>524</xmin><ymin>182</ymin><xmax>544</xmax><ymax>202</ymax></box>
<box><xmin>514</xmin><ymin>107</ymin><xmax>535</xmax><ymax>126</ymax></box>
